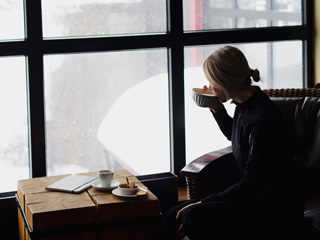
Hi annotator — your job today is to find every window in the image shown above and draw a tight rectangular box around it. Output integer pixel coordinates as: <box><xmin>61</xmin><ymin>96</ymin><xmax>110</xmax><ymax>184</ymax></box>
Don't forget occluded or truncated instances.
<box><xmin>0</xmin><ymin>57</ymin><xmax>28</xmax><ymax>193</ymax></box>
<box><xmin>44</xmin><ymin>49</ymin><xmax>170</xmax><ymax>176</ymax></box>
<box><xmin>183</xmin><ymin>0</ymin><xmax>302</xmax><ymax>31</ymax></box>
<box><xmin>184</xmin><ymin>41</ymin><xmax>303</xmax><ymax>164</ymax></box>
<box><xmin>41</xmin><ymin>0</ymin><xmax>166</xmax><ymax>38</ymax></box>
<box><xmin>0</xmin><ymin>0</ymin><xmax>24</xmax><ymax>40</ymax></box>
<box><xmin>0</xmin><ymin>0</ymin><xmax>313</xmax><ymax>195</ymax></box>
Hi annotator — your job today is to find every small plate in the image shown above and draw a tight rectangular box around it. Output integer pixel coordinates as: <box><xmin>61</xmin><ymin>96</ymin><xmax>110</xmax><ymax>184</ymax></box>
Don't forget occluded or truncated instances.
<box><xmin>91</xmin><ymin>180</ymin><xmax>119</xmax><ymax>191</ymax></box>
<box><xmin>112</xmin><ymin>188</ymin><xmax>137</xmax><ymax>198</ymax></box>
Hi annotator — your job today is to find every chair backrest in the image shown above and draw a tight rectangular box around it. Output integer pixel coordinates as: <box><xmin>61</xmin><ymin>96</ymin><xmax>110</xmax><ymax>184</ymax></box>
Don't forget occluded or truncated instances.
<box><xmin>264</xmin><ymin>88</ymin><xmax>320</xmax><ymax>198</ymax></box>
<box><xmin>263</xmin><ymin>88</ymin><xmax>320</xmax><ymax>97</ymax></box>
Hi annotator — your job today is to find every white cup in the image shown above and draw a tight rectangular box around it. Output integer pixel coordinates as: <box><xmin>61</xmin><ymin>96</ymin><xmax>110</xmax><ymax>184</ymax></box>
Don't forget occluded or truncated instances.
<box><xmin>98</xmin><ymin>170</ymin><xmax>115</xmax><ymax>187</ymax></box>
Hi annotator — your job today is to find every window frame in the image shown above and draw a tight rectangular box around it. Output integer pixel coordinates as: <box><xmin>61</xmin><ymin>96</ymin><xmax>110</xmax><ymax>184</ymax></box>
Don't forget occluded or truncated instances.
<box><xmin>0</xmin><ymin>0</ymin><xmax>314</xmax><ymax>197</ymax></box>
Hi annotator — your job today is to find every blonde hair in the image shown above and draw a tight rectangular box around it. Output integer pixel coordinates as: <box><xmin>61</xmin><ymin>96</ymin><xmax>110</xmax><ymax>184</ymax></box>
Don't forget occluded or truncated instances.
<box><xmin>203</xmin><ymin>45</ymin><xmax>260</xmax><ymax>100</ymax></box>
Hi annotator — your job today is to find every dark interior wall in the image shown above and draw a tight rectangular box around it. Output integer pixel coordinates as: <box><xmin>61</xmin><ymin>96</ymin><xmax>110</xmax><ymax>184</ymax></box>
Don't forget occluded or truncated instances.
<box><xmin>138</xmin><ymin>173</ymin><xmax>178</xmax><ymax>215</ymax></box>
<box><xmin>0</xmin><ymin>197</ymin><xmax>19</xmax><ymax>240</ymax></box>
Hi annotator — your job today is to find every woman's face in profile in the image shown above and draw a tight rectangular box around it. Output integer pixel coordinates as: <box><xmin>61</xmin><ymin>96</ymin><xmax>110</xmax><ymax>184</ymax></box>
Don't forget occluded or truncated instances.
<box><xmin>211</xmin><ymin>84</ymin><xmax>228</xmax><ymax>103</ymax></box>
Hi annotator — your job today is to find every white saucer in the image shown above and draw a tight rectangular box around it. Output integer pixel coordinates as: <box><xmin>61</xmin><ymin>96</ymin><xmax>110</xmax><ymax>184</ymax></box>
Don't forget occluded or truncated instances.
<box><xmin>91</xmin><ymin>180</ymin><xmax>119</xmax><ymax>191</ymax></box>
<box><xmin>112</xmin><ymin>188</ymin><xmax>137</xmax><ymax>198</ymax></box>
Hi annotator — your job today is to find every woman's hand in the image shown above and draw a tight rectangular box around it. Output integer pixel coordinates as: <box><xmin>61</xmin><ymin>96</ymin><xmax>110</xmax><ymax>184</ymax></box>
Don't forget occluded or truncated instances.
<box><xmin>175</xmin><ymin>201</ymin><xmax>202</xmax><ymax>239</ymax></box>
<box><xmin>203</xmin><ymin>85</ymin><xmax>212</xmax><ymax>92</ymax></box>
<box><xmin>176</xmin><ymin>201</ymin><xmax>201</xmax><ymax>220</ymax></box>
<box><xmin>202</xmin><ymin>85</ymin><xmax>223</xmax><ymax>113</ymax></box>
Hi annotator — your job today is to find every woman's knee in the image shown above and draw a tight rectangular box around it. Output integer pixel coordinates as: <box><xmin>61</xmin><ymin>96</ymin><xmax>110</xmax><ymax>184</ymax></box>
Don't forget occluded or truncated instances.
<box><xmin>179</xmin><ymin>202</ymin><xmax>242</xmax><ymax>239</ymax></box>
<box><xmin>180</xmin><ymin>204</ymin><xmax>210</xmax><ymax>237</ymax></box>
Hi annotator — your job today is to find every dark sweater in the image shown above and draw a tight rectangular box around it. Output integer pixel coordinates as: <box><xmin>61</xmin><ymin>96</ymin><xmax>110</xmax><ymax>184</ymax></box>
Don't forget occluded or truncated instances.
<box><xmin>201</xmin><ymin>87</ymin><xmax>295</xmax><ymax>203</ymax></box>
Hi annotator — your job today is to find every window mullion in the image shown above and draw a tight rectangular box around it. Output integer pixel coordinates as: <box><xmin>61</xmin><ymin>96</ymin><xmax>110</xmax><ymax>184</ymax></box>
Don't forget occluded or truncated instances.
<box><xmin>24</xmin><ymin>0</ymin><xmax>47</xmax><ymax>178</ymax></box>
<box><xmin>303</xmin><ymin>0</ymin><xmax>315</xmax><ymax>87</ymax></box>
<box><xmin>167</xmin><ymin>0</ymin><xmax>186</xmax><ymax>179</ymax></box>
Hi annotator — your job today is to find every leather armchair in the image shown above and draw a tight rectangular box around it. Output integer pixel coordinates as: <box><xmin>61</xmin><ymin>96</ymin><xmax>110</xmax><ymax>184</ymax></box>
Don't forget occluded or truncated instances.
<box><xmin>181</xmin><ymin>88</ymin><xmax>320</xmax><ymax>235</ymax></box>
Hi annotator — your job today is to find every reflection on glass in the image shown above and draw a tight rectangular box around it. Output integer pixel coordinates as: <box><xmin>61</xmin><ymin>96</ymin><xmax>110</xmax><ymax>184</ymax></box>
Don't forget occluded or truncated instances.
<box><xmin>42</xmin><ymin>0</ymin><xmax>166</xmax><ymax>38</ymax></box>
<box><xmin>184</xmin><ymin>41</ymin><xmax>302</xmax><ymax>164</ymax></box>
<box><xmin>183</xmin><ymin>0</ymin><xmax>302</xmax><ymax>31</ymax></box>
<box><xmin>272</xmin><ymin>41</ymin><xmax>302</xmax><ymax>88</ymax></box>
<box><xmin>0</xmin><ymin>0</ymin><xmax>24</xmax><ymax>40</ymax></box>
<box><xmin>237</xmin><ymin>18</ymin><xmax>267</xmax><ymax>28</ymax></box>
<box><xmin>237</xmin><ymin>0</ymin><xmax>267</xmax><ymax>11</ymax></box>
<box><xmin>44</xmin><ymin>49</ymin><xmax>170</xmax><ymax>176</ymax></box>
<box><xmin>272</xmin><ymin>0</ymin><xmax>301</xmax><ymax>12</ymax></box>
<box><xmin>209</xmin><ymin>0</ymin><xmax>233</xmax><ymax>9</ymax></box>
<box><xmin>0</xmin><ymin>57</ymin><xmax>28</xmax><ymax>193</ymax></box>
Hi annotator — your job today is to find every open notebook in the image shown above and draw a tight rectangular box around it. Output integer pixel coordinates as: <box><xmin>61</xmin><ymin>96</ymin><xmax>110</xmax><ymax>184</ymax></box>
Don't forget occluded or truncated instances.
<box><xmin>45</xmin><ymin>174</ymin><xmax>98</xmax><ymax>193</ymax></box>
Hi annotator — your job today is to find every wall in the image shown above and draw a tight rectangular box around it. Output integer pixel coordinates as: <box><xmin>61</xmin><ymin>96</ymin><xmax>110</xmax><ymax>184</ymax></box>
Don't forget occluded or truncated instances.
<box><xmin>0</xmin><ymin>197</ymin><xmax>19</xmax><ymax>240</ymax></box>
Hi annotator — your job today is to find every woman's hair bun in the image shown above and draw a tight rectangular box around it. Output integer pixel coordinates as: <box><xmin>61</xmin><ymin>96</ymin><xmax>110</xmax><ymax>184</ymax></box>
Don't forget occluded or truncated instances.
<box><xmin>251</xmin><ymin>68</ymin><xmax>260</xmax><ymax>82</ymax></box>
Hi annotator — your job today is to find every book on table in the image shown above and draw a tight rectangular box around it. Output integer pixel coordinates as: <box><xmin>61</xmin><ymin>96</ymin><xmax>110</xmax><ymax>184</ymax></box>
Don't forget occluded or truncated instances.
<box><xmin>45</xmin><ymin>174</ymin><xmax>98</xmax><ymax>193</ymax></box>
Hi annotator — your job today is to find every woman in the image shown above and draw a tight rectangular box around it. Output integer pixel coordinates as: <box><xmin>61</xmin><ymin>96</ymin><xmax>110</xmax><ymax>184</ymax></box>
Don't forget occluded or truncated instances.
<box><xmin>150</xmin><ymin>46</ymin><xmax>304</xmax><ymax>240</ymax></box>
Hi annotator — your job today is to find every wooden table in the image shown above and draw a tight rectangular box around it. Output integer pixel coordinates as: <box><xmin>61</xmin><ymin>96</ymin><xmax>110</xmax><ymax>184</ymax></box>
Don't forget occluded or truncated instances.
<box><xmin>17</xmin><ymin>169</ymin><xmax>160</xmax><ymax>240</ymax></box>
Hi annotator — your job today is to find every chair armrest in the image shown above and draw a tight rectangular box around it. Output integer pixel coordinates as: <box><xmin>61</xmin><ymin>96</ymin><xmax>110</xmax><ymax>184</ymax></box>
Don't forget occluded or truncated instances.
<box><xmin>181</xmin><ymin>146</ymin><xmax>233</xmax><ymax>177</ymax></box>
<box><xmin>181</xmin><ymin>146</ymin><xmax>241</xmax><ymax>199</ymax></box>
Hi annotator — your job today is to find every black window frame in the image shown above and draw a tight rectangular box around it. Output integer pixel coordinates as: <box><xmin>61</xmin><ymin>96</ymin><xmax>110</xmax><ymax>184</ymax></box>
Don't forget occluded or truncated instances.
<box><xmin>0</xmin><ymin>0</ymin><xmax>314</xmax><ymax>197</ymax></box>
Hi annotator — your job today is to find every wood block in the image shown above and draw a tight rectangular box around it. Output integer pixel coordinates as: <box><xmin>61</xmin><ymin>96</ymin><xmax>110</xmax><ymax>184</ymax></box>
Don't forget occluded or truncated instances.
<box><xmin>25</xmin><ymin>231</ymin><xmax>95</xmax><ymax>240</ymax></box>
<box><xmin>130</xmin><ymin>223</ymin><xmax>159</xmax><ymax>240</ymax></box>
<box><xmin>17</xmin><ymin>170</ymin><xmax>160</xmax><ymax>240</ymax></box>
<box><xmin>17</xmin><ymin>174</ymin><xmax>70</xmax><ymax>210</ymax></box>
<box><xmin>90</xmin><ymin>194</ymin><xmax>128</xmax><ymax>222</ymax></box>
<box><xmin>24</xmin><ymin>191</ymin><xmax>96</xmax><ymax>231</ymax></box>
<box><xmin>18</xmin><ymin>209</ymin><xmax>26</xmax><ymax>240</ymax></box>
<box><xmin>128</xmin><ymin>191</ymin><xmax>160</xmax><ymax>218</ymax></box>
<box><xmin>88</xmin><ymin>170</ymin><xmax>160</xmax><ymax>222</ymax></box>
<box><xmin>99</xmin><ymin>227</ymin><xmax>129</xmax><ymax>240</ymax></box>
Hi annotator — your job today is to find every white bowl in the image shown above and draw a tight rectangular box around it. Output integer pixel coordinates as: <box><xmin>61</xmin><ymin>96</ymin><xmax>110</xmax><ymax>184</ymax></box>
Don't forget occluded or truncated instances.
<box><xmin>192</xmin><ymin>88</ymin><xmax>217</xmax><ymax>107</ymax></box>
<box><xmin>118</xmin><ymin>183</ymin><xmax>139</xmax><ymax>195</ymax></box>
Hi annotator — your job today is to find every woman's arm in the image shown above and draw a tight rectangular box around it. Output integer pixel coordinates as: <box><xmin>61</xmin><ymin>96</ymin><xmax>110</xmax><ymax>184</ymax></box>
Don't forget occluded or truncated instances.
<box><xmin>202</xmin><ymin>85</ymin><xmax>233</xmax><ymax>140</ymax></box>
<box><xmin>210</xmin><ymin>107</ymin><xmax>233</xmax><ymax>141</ymax></box>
